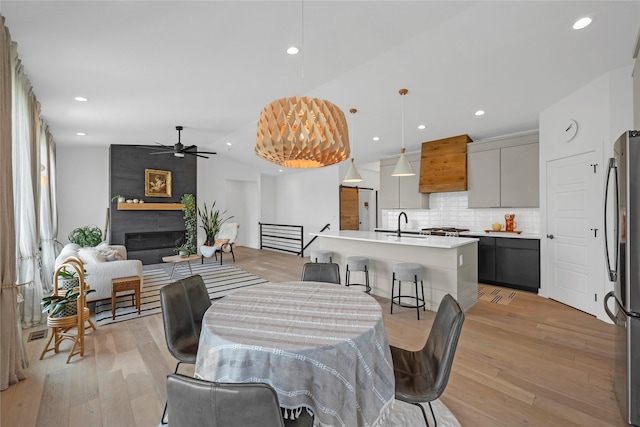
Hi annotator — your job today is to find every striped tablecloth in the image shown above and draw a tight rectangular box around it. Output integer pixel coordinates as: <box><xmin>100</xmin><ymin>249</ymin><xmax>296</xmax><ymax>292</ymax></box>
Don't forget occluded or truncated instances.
<box><xmin>195</xmin><ymin>281</ymin><xmax>395</xmax><ymax>427</ymax></box>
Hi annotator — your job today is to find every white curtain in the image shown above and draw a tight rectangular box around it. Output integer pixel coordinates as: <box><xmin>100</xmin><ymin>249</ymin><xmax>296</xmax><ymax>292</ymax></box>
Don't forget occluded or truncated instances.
<box><xmin>1</xmin><ymin>15</ymin><xmax>28</xmax><ymax>391</ymax></box>
<box><xmin>39</xmin><ymin>122</ymin><xmax>58</xmax><ymax>293</ymax></box>
<box><xmin>12</xmin><ymin>42</ymin><xmax>43</xmax><ymax>328</ymax></box>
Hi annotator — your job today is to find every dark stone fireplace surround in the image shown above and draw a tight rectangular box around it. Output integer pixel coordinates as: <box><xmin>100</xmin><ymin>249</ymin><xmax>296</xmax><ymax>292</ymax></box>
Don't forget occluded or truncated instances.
<box><xmin>109</xmin><ymin>145</ymin><xmax>197</xmax><ymax>265</ymax></box>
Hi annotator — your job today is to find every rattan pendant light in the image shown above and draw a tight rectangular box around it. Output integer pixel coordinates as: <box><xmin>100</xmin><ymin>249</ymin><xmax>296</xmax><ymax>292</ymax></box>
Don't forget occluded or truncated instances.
<box><xmin>256</xmin><ymin>97</ymin><xmax>349</xmax><ymax>168</ymax></box>
<box><xmin>255</xmin><ymin>1</ymin><xmax>349</xmax><ymax>168</ymax></box>
<box><xmin>391</xmin><ymin>88</ymin><xmax>416</xmax><ymax>176</ymax></box>
<box><xmin>343</xmin><ymin>108</ymin><xmax>362</xmax><ymax>182</ymax></box>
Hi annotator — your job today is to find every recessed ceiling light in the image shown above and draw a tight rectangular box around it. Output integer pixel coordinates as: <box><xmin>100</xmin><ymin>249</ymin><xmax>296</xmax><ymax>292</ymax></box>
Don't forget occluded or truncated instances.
<box><xmin>286</xmin><ymin>46</ymin><xmax>300</xmax><ymax>55</ymax></box>
<box><xmin>372</xmin><ymin>137</ymin><xmax>380</xmax><ymax>141</ymax></box>
<box><xmin>418</xmin><ymin>124</ymin><xmax>426</xmax><ymax>130</ymax></box>
<box><xmin>226</xmin><ymin>142</ymin><xmax>232</xmax><ymax>146</ymax></box>
<box><xmin>573</xmin><ymin>17</ymin><xmax>592</xmax><ymax>30</ymax></box>
<box><xmin>475</xmin><ymin>110</ymin><xmax>485</xmax><ymax>116</ymax></box>
<box><xmin>278</xmin><ymin>169</ymin><xmax>283</xmax><ymax>172</ymax></box>
<box><xmin>76</xmin><ymin>132</ymin><xmax>86</xmax><ymax>136</ymax></box>
<box><xmin>74</xmin><ymin>96</ymin><xmax>88</xmax><ymax>102</ymax></box>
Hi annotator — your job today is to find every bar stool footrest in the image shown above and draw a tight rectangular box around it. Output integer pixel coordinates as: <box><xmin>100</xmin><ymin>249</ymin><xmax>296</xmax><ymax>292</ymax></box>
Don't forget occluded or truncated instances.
<box><xmin>391</xmin><ymin>295</ymin><xmax>426</xmax><ymax>309</ymax></box>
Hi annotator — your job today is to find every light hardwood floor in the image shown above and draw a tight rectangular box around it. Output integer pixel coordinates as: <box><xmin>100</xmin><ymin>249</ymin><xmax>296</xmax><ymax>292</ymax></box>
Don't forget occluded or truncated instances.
<box><xmin>0</xmin><ymin>246</ymin><xmax>627</xmax><ymax>426</ymax></box>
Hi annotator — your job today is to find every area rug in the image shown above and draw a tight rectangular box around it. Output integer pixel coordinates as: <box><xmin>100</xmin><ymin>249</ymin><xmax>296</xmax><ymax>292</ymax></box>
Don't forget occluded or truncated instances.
<box><xmin>478</xmin><ymin>284</ymin><xmax>517</xmax><ymax>305</ymax></box>
<box><xmin>94</xmin><ymin>262</ymin><xmax>269</xmax><ymax>325</ymax></box>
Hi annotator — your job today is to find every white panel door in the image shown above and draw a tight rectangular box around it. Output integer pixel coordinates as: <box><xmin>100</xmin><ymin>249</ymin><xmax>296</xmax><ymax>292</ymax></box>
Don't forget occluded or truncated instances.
<box><xmin>546</xmin><ymin>152</ymin><xmax>600</xmax><ymax>315</ymax></box>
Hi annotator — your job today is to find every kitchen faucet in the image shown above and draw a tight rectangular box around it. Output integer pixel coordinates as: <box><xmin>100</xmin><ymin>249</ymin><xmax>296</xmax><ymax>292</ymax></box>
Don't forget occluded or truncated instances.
<box><xmin>397</xmin><ymin>212</ymin><xmax>408</xmax><ymax>237</ymax></box>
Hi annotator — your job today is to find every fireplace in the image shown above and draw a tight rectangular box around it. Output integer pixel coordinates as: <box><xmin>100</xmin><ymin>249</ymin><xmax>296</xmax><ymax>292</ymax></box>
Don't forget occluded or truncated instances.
<box><xmin>125</xmin><ymin>230</ymin><xmax>186</xmax><ymax>264</ymax></box>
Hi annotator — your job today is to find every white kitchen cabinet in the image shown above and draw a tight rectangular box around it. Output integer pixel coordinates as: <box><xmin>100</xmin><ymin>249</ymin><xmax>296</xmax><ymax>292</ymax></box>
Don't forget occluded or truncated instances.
<box><xmin>467</xmin><ymin>131</ymin><xmax>539</xmax><ymax>208</ymax></box>
<box><xmin>379</xmin><ymin>152</ymin><xmax>429</xmax><ymax>209</ymax></box>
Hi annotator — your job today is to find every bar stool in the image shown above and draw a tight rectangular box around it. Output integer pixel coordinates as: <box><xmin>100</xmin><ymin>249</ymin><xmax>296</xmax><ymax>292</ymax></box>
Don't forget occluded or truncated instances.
<box><xmin>390</xmin><ymin>262</ymin><xmax>425</xmax><ymax>320</ymax></box>
<box><xmin>310</xmin><ymin>250</ymin><xmax>332</xmax><ymax>263</ymax></box>
<box><xmin>345</xmin><ymin>256</ymin><xmax>371</xmax><ymax>293</ymax></box>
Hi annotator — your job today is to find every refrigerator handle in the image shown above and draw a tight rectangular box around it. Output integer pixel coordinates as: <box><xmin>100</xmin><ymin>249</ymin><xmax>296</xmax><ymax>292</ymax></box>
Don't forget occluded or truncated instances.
<box><xmin>603</xmin><ymin>157</ymin><xmax>619</xmax><ymax>282</ymax></box>
<box><xmin>604</xmin><ymin>291</ymin><xmax>627</xmax><ymax>325</ymax></box>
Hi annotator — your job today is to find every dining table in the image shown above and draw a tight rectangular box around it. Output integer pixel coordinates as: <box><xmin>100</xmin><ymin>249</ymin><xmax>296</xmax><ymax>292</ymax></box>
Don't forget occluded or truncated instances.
<box><xmin>194</xmin><ymin>281</ymin><xmax>395</xmax><ymax>427</ymax></box>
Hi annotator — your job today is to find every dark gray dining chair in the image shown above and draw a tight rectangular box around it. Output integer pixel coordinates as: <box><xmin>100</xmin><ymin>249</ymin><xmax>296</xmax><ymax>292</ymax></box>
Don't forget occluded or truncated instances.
<box><xmin>300</xmin><ymin>262</ymin><xmax>341</xmax><ymax>284</ymax></box>
<box><xmin>390</xmin><ymin>294</ymin><xmax>465</xmax><ymax>426</ymax></box>
<box><xmin>159</xmin><ymin>275</ymin><xmax>212</xmax><ymax>424</ymax></box>
<box><xmin>166</xmin><ymin>373</ymin><xmax>285</xmax><ymax>427</ymax></box>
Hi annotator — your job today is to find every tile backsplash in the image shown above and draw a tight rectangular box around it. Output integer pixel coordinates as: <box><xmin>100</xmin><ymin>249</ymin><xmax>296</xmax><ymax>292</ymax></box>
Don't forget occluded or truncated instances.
<box><xmin>382</xmin><ymin>192</ymin><xmax>540</xmax><ymax>235</ymax></box>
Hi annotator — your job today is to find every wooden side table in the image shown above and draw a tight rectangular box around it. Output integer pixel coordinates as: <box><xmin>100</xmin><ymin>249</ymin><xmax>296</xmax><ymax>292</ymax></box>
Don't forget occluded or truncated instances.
<box><xmin>162</xmin><ymin>254</ymin><xmax>201</xmax><ymax>280</ymax></box>
<box><xmin>111</xmin><ymin>276</ymin><xmax>141</xmax><ymax>320</ymax></box>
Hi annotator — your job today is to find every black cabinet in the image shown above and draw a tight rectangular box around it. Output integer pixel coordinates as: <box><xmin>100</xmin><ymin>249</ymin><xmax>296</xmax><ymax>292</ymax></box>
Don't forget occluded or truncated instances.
<box><xmin>477</xmin><ymin>237</ymin><xmax>540</xmax><ymax>292</ymax></box>
<box><xmin>478</xmin><ymin>237</ymin><xmax>496</xmax><ymax>283</ymax></box>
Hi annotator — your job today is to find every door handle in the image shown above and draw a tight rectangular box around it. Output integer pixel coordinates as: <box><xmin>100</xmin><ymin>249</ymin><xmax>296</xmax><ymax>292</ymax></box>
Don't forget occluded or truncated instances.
<box><xmin>546</xmin><ymin>234</ymin><xmax>555</xmax><ymax>239</ymax></box>
<box><xmin>590</xmin><ymin>228</ymin><xmax>598</xmax><ymax>237</ymax></box>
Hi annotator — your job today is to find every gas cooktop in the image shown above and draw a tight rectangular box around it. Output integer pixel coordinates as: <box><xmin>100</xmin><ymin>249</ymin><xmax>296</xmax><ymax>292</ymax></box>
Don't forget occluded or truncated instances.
<box><xmin>420</xmin><ymin>227</ymin><xmax>470</xmax><ymax>236</ymax></box>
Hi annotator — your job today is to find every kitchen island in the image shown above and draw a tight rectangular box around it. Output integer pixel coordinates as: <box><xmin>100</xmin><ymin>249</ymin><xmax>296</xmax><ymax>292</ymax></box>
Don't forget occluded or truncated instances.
<box><xmin>309</xmin><ymin>230</ymin><xmax>478</xmax><ymax>311</ymax></box>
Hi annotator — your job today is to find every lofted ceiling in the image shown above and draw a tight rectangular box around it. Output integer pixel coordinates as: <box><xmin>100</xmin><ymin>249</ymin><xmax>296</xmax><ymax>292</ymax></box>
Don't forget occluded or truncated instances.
<box><xmin>2</xmin><ymin>1</ymin><xmax>639</xmax><ymax>175</ymax></box>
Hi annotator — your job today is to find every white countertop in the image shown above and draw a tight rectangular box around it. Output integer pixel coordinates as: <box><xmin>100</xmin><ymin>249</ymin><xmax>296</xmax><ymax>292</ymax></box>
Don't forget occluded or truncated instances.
<box><xmin>461</xmin><ymin>230</ymin><xmax>540</xmax><ymax>239</ymax></box>
<box><xmin>311</xmin><ymin>230</ymin><xmax>478</xmax><ymax>249</ymax></box>
<box><xmin>373</xmin><ymin>228</ymin><xmax>539</xmax><ymax>240</ymax></box>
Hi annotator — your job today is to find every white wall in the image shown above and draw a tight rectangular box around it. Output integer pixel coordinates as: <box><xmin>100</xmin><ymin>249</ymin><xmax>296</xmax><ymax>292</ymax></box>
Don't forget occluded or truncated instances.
<box><xmin>196</xmin><ymin>155</ymin><xmax>263</xmax><ymax>249</ymax></box>
<box><xmin>274</xmin><ymin>165</ymin><xmax>341</xmax><ymax>251</ymax></box>
<box><xmin>225</xmin><ymin>179</ymin><xmax>259</xmax><ymax>248</ymax></box>
<box><xmin>56</xmin><ymin>146</ymin><xmax>110</xmax><ymax>244</ymax></box>
<box><xmin>539</xmin><ymin>65</ymin><xmax>633</xmax><ymax>322</ymax></box>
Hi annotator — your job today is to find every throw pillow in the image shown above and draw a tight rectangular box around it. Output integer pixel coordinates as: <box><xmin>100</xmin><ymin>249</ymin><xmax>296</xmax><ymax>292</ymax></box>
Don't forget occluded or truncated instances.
<box><xmin>77</xmin><ymin>247</ymin><xmax>106</xmax><ymax>264</ymax></box>
<box><xmin>214</xmin><ymin>239</ymin><xmax>230</xmax><ymax>251</ymax></box>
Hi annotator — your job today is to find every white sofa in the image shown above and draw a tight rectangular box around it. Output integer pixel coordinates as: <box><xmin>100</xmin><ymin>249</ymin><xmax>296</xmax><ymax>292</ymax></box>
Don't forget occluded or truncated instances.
<box><xmin>54</xmin><ymin>243</ymin><xmax>144</xmax><ymax>303</ymax></box>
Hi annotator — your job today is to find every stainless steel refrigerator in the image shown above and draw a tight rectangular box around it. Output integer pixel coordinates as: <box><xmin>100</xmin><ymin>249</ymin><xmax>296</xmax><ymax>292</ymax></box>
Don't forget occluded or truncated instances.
<box><xmin>604</xmin><ymin>130</ymin><xmax>640</xmax><ymax>426</ymax></box>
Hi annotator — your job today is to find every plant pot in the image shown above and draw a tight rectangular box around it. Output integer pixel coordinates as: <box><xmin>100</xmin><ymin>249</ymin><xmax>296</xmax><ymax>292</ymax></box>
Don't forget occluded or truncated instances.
<box><xmin>117</xmin><ymin>197</ymin><xmax>125</xmax><ymax>203</ymax></box>
<box><xmin>200</xmin><ymin>245</ymin><xmax>216</xmax><ymax>258</ymax></box>
<box><xmin>178</xmin><ymin>250</ymin><xmax>189</xmax><ymax>258</ymax></box>
<box><xmin>61</xmin><ymin>277</ymin><xmax>79</xmax><ymax>291</ymax></box>
<box><xmin>50</xmin><ymin>303</ymin><xmax>78</xmax><ymax>318</ymax></box>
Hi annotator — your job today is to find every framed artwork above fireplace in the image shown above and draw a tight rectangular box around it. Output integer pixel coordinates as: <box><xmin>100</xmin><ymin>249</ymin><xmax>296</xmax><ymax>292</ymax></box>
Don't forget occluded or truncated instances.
<box><xmin>145</xmin><ymin>169</ymin><xmax>172</xmax><ymax>197</ymax></box>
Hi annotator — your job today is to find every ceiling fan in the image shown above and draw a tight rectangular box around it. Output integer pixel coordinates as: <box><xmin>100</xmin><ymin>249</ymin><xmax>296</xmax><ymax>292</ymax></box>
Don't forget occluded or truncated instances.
<box><xmin>137</xmin><ymin>126</ymin><xmax>217</xmax><ymax>159</ymax></box>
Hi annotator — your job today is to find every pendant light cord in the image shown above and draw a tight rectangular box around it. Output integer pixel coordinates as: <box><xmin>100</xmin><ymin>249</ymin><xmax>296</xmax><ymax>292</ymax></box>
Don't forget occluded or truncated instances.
<box><xmin>401</xmin><ymin>93</ymin><xmax>405</xmax><ymax>150</ymax></box>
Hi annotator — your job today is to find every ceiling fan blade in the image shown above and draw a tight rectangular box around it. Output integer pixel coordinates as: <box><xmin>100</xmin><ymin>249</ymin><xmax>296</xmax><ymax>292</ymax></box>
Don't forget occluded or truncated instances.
<box><xmin>182</xmin><ymin>145</ymin><xmax>197</xmax><ymax>152</ymax></box>
<box><xmin>183</xmin><ymin>152</ymin><xmax>210</xmax><ymax>159</ymax></box>
<box><xmin>148</xmin><ymin>151</ymin><xmax>174</xmax><ymax>155</ymax></box>
<box><xmin>194</xmin><ymin>150</ymin><xmax>217</xmax><ymax>155</ymax></box>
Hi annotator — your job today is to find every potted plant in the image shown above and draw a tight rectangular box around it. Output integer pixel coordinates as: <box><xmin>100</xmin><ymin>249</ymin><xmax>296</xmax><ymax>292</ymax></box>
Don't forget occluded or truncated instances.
<box><xmin>198</xmin><ymin>201</ymin><xmax>233</xmax><ymax>246</ymax></box>
<box><xmin>111</xmin><ymin>194</ymin><xmax>125</xmax><ymax>203</ymax></box>
<box><xmin>68</xmin><ymin>225</ymin><xmax>103</xmax><ymax>247</ymax></box>
<box><xmin>179</xmin><ymin>194</ymin><xmax>197</xmax><ymax>256</ymax></box>
<box><xmin>42</xmin><ymin>288</ymin><xmax>96</xmax><ymax>318</ymax></box>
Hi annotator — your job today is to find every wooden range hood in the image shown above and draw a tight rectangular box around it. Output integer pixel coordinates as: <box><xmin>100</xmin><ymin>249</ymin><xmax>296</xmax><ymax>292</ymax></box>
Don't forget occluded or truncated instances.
<box><xmin>419</xmin><ymin>134</ymin><xmax>472</xmax><ymax>193</ymax></box>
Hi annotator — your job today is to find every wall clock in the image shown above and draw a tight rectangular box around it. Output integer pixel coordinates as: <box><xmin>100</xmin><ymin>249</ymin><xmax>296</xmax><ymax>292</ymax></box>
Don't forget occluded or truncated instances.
<box><xmin>562</xmin><ymin>119</ymin><xmax>578</xmax><ymax>142</ymax></box>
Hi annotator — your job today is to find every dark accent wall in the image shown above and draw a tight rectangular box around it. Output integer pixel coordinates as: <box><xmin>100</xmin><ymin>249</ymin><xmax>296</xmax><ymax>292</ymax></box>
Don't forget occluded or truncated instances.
<box><xmin>109</xmin><ymin>145</ymin><xmax>197</xmax><ymax>264</ymax></box>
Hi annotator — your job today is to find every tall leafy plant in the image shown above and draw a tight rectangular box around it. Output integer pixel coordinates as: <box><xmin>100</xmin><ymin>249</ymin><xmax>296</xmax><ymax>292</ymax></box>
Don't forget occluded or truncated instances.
<box><xmin>198</xmin><ymin>201</ymin><xmax>233</xmax><ymax>245</ymax></box>
<box><xmin>179</xmin><ymin>193</ymin><xmax>197</xmax><ymax>255</ymax></box>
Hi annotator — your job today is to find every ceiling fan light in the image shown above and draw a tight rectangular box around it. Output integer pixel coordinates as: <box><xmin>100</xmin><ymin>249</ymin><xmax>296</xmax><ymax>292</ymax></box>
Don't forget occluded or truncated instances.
<box><xmin>343</xmin><ymin>158</ymin><xmax>363</xmax><ymax>183</ymax></box>
<box><xmin>174</xmin><ymin>152</ymin><xmax>185</xmax><ymax>158</ymax></box>
<box><xmin>255</xmin><ymin>96</ymin><xmax>350</xmax><ymax>168</ymax></box>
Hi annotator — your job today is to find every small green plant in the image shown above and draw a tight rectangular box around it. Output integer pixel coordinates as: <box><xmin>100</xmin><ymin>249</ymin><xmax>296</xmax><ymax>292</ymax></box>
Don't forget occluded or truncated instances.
<box><xmin>198</xmin><ymin>201</ymin><xmax>233</xmax><ymax>245</ymax></box>
<box><xmin>180</xmin><ymin>194</ymin><xmax>197</xmax><ymax>255</ymax></box>
<box><xmin>68</xmin><ymin>225</ymin><xmax>103</xmax><ymax>247</ymax></box>
<box><xmin>41</xmin><ymin>288</ymin><xmax>96</xmax><ymax>317</ymax></box>
<box><xmin>111</xmin><ymin>194</ymin><xmax>125</xmax><ymax>202</ymax></box>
